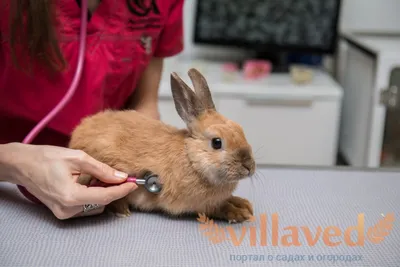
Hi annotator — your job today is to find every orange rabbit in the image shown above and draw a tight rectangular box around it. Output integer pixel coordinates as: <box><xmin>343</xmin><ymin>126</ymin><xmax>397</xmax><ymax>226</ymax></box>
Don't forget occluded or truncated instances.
<box><xmin>69</xmin><ymin>68</ymin><xmax>256</xmax><ymax>223</ymax></box>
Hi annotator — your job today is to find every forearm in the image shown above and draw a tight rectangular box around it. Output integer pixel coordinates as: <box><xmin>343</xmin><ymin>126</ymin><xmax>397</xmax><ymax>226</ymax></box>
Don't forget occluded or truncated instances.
<box><xmin>0</xmin><ymin>143</ymin><xmax>20</xmax><ymax>184</ymax></box>
<box><xmin>126</xmin><ymin>57</ymin><xmax>164</xmax><ymax>119</ymax></box>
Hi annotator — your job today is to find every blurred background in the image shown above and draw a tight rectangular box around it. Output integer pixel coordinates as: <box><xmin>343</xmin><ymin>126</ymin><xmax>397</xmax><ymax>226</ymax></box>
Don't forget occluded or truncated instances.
<box><xmin>158</xmin><ymin>0</ymin><xmax>400</xmax><ymax>170</ymax></box>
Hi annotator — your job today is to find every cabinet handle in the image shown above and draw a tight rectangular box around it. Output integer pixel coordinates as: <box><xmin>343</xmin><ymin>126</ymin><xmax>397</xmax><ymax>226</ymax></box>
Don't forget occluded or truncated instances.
<box><xmin>245</xmin><ymin>95</ymin><xmax>313</xmax><ymax>107</ymax></box>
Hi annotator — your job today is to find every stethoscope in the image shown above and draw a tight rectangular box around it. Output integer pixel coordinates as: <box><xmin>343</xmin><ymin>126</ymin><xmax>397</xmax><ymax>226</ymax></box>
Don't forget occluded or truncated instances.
<box><xmin>131</xmin><ymin>173</ymin><xmax>163</xmax><ymax>194</ymax></box>
<box><xmin>90</xmin><ymin>172</ymin><xmax>163</xmax><ymax>194</ymax></box>
<box><xmin>16</xmin><ymin>0</ymin><xmax>162</xmax><ymax>205</ymax></box>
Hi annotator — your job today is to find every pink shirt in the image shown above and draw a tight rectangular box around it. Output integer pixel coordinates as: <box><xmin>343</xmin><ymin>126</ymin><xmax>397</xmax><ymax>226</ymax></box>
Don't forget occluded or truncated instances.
<box><xmin>0</xmin><ymin>0</ymin><xmax>184</xmax><ymax>146</ymax></box>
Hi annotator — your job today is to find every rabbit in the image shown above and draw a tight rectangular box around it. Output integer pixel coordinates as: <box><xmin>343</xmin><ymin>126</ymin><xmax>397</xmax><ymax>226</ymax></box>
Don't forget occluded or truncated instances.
<box><xmin>68</xmin><ymin>68</ymin><xmax>256</xmax><ymax>223</ymax></box>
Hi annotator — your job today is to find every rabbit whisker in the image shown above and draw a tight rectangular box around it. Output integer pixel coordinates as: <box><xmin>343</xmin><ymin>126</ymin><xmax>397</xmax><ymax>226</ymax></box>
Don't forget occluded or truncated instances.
<box><xmin>254</xmin><ymin>145</ymin><xmax>264</xmax><ymax>156</ymax></box>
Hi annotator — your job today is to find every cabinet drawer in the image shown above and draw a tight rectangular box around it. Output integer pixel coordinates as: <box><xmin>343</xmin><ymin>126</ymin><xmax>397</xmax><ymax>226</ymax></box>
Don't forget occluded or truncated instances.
<box><xmin>217</xmin><ymin>96</ymin><xmax>340</xmax><ymax>166</ymax></box>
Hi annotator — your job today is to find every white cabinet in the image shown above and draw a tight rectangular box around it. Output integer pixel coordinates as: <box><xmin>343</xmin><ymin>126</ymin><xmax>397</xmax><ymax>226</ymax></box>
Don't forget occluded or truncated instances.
<box><xmin>158</xmin><ymin>59</ymin><xmax>343</xmax><ymax>166</ymax></box>
<box><xmin>218</xmin><ymin>97</ymin><xmax>340</xmax><ymax>166</ymax></box>
<box><xmin>337</xmin><ymin>31</ymin><xmax>400</xmax><ymax>168</ymax></box>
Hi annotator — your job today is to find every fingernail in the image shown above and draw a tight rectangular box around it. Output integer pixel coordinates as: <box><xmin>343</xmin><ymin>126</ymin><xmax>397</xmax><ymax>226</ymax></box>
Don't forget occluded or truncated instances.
<box><xmin>114</xmin><ymin>171</ymin><xmax>128</xmax><ymax>179</ymax></box>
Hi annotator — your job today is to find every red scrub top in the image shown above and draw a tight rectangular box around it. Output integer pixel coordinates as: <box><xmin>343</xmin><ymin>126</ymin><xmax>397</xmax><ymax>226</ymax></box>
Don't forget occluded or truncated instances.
<box><xmin>0</xmin><ymin>0</ymin><xmax>184</xmax><ymax>147</ymax></box>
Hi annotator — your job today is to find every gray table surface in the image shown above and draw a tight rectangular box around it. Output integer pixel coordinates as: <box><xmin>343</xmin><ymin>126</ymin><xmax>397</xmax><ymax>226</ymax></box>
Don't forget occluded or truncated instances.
<box><xmin>1</xmin><ymin>166</ymin><xmax>400</xmax><ymax>267</ymax></box>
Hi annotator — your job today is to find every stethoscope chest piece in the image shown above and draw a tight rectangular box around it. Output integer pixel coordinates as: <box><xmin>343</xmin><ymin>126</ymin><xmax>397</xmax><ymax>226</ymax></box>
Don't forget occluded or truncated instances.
<box><xmin>135</xmin><ymin>172</ymin><xmax>162</xmax><ymax>194</ymax></box>
<box><xmin>145</xmin><ymin>174</ymin><xmax>162</xmax><ymax>194</ymax></box>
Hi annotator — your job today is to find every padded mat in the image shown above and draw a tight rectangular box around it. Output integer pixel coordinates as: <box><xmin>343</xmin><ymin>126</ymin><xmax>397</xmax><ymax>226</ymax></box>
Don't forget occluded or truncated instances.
<box><xmin>1</xmin><ymin>167</ymin><xmax>400</xmax><ymax>267</ymax></box>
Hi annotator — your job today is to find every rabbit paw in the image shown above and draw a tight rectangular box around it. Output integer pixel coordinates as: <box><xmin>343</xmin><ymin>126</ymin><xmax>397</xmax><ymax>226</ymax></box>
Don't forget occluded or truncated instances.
<box><xmin>215</xmin><ymin>196</ymin><xmax>254</xmax><ymax>223</ymax></box>
<box><xmin>107</xmin><ymin>198</ymin><xmax>131</xmax><ymax>218</ymax></box>
<box><xmin>115</xmin><ymin>210</ymin><xmax>131</xmax><ymax>218</ymax></box>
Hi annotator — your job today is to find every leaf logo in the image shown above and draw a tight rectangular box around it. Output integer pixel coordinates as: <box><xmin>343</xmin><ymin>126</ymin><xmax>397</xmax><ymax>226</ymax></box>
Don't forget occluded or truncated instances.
<box><xmin>367</xmin><ymin>213</ymin><xmax>395</xmax><ymax>244</ymax></box>
<box><xmin>197</xmin><ymin>213</ymin><xmax>227</xmax><ymax>244</ymax></box>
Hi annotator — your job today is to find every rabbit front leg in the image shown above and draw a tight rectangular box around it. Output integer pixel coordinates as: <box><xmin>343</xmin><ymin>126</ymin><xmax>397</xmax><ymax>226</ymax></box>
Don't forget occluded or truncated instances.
<box><xmin>208</xmin><ymin>196</ymin><xmax>254</xmax><ymax>223</ymax></box>
<box><xmin>107</xmin><ymin>197</ymin><xmax>131</xmax><ymax>217</ymax></box>
<box><xmin>107</xmin><ymin>187</ymin><xmax>159</xmax><ymax>218</ymax></box>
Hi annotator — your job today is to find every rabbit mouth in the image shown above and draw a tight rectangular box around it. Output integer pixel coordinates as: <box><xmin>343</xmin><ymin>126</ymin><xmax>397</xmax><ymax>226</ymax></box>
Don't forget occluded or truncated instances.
<box><xmin>204</xmin><ymin>166</ymin><xmax>252</xmax><ymax>186</ymax></box>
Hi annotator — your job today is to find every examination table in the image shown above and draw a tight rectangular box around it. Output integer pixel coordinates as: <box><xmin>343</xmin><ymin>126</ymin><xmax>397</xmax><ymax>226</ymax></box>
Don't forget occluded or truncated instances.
<box><xmin>1</xmin><ymin>166</ymin><xmax>399</xmax><ymax>267</ymax></box>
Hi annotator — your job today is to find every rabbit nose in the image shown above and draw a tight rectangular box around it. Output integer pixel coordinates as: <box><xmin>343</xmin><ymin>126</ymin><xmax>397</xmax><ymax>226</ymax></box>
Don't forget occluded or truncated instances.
<box><xmin>237</xmin><ymin>147</ymin><xmax>255</xmax><ymax>175</ymax></box>
<box><xmin>242</xmin><ymin>158</ymin><xmax>256</xmax><ymax>175</ymax></box>
<box><xmin>242</xmin><ymin>161</ymin><xmax>252</xmax><ymax>175</ymax></box>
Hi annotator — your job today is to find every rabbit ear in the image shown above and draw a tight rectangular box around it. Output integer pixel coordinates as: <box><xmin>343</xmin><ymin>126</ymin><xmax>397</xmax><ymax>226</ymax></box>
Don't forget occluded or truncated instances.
<box><xmin>187</xmin><ymin>68</ymin><xmax>216</xmax><ymax>111</ymax></box>
<box><xmin>170</xmin><ymin>72</ymin><xmax>203</xmax><ymax>124</ymax></box>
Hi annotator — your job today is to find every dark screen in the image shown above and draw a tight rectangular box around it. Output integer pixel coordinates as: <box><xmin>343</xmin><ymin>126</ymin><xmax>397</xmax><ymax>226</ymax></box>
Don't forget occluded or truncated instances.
<box><xmin>194</xmin><ymin>0</ymin><xmax>341</xmax><ymax>52</ymax></box>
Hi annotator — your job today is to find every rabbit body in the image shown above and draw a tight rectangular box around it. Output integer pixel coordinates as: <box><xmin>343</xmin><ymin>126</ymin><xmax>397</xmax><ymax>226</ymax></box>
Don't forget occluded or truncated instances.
<box><xmin>69</xmin><ymin>69</ymin><xmax>255</xmax><ymax>223</ymax></box>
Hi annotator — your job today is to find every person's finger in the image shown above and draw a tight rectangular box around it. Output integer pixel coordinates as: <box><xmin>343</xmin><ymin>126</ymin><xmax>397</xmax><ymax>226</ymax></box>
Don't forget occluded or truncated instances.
<box><xmin>73</xmin><ymin>182</ymin><xmax>138</xmax><ymax>205</ymax></box>
<box><xmin>72</xmin><ymin>150</ymin><xmax>128</xmax><ymax>184</ymax></box>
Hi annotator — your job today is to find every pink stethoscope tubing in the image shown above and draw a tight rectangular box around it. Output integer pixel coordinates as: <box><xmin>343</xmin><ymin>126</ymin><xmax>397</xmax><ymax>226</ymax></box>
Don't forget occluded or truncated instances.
<box><xmin>17</xmin><ymin>0</ymin><xmax>89</xmax><ymax>204</ymax></box>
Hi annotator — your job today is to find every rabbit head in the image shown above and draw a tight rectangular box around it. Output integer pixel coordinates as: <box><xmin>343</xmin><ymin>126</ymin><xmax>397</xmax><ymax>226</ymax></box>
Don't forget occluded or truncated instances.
<box><xmin>170</xmin><ymin>68</ymin><xmax>256</xmax><ymax>186</ymax></box>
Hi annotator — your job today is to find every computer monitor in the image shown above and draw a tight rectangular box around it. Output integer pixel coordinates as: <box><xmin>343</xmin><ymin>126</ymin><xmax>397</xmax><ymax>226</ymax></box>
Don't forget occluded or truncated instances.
<box><xmin>193</xmin><ymin>0</ymin><xmax>342</xmax><ymax>72</ymax></box>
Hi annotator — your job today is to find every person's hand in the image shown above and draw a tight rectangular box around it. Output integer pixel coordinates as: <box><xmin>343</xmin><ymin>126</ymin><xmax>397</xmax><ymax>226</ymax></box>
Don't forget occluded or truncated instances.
<box><xmin>1</xmin><ymin>142</ymin><xmax>137</xmax><ymax>219</ymax></box>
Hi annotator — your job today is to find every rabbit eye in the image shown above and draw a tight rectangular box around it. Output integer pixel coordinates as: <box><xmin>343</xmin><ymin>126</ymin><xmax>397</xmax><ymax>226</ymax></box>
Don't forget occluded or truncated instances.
<box><xmin>211</xmin><ymin>138</ymin><xmax>222</xmax><ymax>150</ymax></box>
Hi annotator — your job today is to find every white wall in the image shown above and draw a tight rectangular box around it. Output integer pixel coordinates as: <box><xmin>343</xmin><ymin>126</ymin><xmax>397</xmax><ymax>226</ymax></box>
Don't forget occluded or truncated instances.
<box><xmin>339</xmin><ymin>0</ymin><xmax>400</xmax><ymax>33</ymax></box>
<box><xmin>179</xmin><ymin>0</ymin><xmax>400</xmax><ymax>61</ymax></box>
